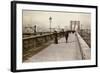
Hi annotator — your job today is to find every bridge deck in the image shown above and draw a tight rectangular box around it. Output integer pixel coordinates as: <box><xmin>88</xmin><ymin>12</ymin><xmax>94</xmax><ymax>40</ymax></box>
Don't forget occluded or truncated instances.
<box><xmin>25</xmin><ymin>33</ymin><xmax>83</xmax><ymax>62</ymax></box>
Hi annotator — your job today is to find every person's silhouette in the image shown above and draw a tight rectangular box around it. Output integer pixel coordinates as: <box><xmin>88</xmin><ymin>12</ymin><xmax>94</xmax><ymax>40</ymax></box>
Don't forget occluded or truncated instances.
<box><xmin>54</xmin><ymin>30</ymin><xmax>58</xmax><ymax>44</ymax></box>
<box><xmin>65</xmin><ymin>31</ymin><xmax>69</xmax><ymax>43</ymax></box>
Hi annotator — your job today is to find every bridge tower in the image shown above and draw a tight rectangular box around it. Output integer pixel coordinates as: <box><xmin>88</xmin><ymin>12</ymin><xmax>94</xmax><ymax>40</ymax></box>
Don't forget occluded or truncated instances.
<box><xmin>70</xmin><ymin>21</ymin><xmax>80</xmax><ymax>32</ymax></box>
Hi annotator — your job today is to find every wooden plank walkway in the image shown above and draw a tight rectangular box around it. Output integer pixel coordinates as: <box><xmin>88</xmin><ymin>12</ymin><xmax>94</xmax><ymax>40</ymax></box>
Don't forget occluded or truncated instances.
<box><xmin>25</xmin><ymin>33</ymin><xmax>83</xmax><ymax>62</ymax></box>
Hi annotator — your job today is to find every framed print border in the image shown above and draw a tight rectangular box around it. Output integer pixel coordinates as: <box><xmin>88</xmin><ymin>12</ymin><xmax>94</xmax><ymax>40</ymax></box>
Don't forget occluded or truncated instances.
<box><xmin>11</xmin><ymin>1</ymin><xmax>98</xmax><ymax>72</ymax></box>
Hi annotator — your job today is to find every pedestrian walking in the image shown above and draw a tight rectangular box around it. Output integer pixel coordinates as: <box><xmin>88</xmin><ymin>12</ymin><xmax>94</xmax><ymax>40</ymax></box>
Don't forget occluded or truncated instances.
<box><xmin>54</xmin><ymin>30</ymin><xmax>58</xmax><ymax>44</ymax></box>
<box><xmin>65</xmin><ymin>31</ymin><xmax>69</xmax><ymax>43</ymax></box>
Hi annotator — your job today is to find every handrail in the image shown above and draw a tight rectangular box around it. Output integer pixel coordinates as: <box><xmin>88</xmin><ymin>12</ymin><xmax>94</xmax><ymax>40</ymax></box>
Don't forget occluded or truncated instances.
<box><xmin>23</xmin><ymin>33</ymin><xmax>54</xmax><ymax>40</ymax></box>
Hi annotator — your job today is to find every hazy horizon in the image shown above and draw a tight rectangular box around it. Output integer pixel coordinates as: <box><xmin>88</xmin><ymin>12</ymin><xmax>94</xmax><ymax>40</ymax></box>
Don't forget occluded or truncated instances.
<box><xmin>22</xmin><ymin>10</ymin><xmax>91</xmax><ymax>32</ymax></box>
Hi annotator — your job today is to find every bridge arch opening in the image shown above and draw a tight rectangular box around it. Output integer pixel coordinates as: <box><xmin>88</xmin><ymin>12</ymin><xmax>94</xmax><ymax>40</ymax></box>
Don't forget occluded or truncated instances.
<box><xmin>70</xmin><ymin>21</ymin><xmax>80</xmax><ymax>32</ymax></box>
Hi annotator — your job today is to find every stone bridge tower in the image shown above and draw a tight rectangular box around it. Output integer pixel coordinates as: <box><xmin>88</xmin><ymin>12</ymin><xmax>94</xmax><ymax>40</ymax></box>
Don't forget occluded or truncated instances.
<box><xmin>70</xmin><ymin>21</ymin><xmax>80</xmax><ymax>32</ymax></box>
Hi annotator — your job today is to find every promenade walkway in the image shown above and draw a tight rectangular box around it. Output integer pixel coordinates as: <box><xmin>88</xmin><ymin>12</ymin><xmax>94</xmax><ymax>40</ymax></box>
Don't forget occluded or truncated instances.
<box><xmin>25</xmin><ymin>33</ymin><xmax>84</xmax><ymax>62</ymax></box>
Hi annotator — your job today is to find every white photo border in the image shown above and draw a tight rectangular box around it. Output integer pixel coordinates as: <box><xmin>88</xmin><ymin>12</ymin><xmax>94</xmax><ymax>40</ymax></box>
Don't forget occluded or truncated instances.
<box><xmin>11</xmin><ymin>1</ymin><xmax>98</xmax><ymax>72</ymax></box>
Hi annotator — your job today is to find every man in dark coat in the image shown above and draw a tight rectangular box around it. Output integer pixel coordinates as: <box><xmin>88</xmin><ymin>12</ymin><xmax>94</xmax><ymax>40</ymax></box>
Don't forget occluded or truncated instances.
<box><xmin>65</xmin><ymin>31</ymin><xmax>69</xmax><ymax>43</ymax></box>
<box><xmin>54</xmin><ymin>30</ymin><xmax>58</xmax><ymax>44</ymax></box>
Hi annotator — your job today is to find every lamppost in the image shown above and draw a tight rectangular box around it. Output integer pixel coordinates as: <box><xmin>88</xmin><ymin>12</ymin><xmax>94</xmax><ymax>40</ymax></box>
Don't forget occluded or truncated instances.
<box><xmin>49</xmin><ymin>16</ymin><xmax>52</xmax><ymax>33</ymax></box>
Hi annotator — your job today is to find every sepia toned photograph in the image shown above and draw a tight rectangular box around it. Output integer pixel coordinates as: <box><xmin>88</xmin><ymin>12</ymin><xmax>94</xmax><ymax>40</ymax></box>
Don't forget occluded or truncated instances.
<box><xmin>11</xmin><ymin>1</ymin><xmax>97</xmax><ymax>72</ymax></box>
<box><xmin>22</xmin><ymin>10</ymin><xmax>91</xmax><ymax>62</ymax></box>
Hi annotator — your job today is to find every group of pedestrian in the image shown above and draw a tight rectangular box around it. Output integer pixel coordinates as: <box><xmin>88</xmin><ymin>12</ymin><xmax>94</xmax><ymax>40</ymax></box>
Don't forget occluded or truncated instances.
<box><xmin>53</xmin><ymin>30</ymin><xmax>75</xmax><ymax>44</ymax></box>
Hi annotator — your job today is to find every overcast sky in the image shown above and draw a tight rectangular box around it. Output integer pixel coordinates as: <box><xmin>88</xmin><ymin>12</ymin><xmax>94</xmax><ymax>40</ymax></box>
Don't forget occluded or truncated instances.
<box><xmin>23</xmin><ymin>10</ymin><xmax>91</xmax><ymax>31</ymax></box>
